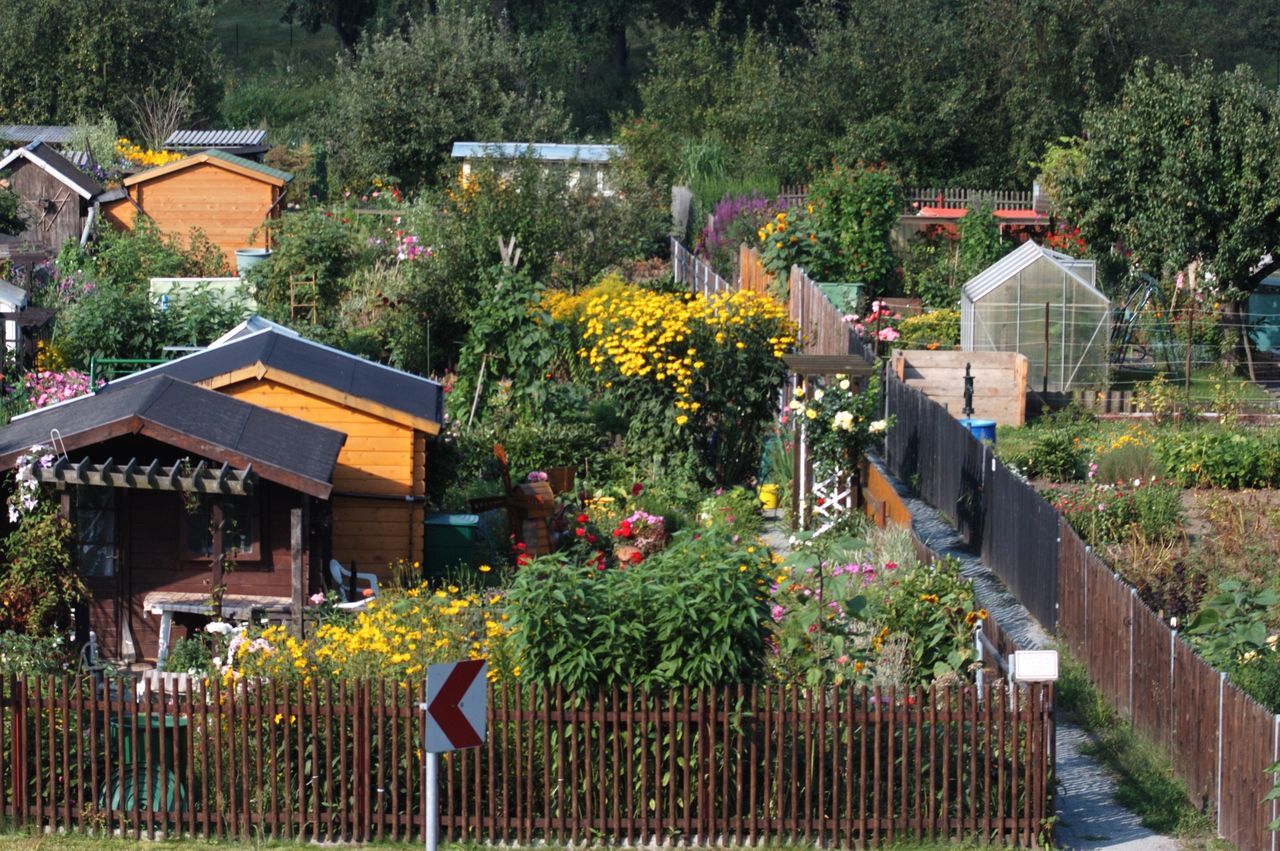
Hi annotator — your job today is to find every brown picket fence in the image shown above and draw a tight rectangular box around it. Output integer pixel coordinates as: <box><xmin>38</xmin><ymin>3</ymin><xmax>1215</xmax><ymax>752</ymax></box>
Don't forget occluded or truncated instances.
<box><xmin>0</xmin><ymin>675</ymin><xmax>1053</xmax><ymax>846</ymax></box>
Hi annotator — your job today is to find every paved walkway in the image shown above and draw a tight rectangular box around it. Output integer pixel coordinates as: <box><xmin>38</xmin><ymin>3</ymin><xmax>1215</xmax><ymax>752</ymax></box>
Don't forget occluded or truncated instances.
<box><xmin>769</xmin><ymin>456</ymin><xmax>1184</xmax><ymax>850</ymax></box>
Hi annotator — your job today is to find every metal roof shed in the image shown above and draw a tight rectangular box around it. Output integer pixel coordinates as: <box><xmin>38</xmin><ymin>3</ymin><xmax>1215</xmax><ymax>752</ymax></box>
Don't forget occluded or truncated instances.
<box><xmin>960</xmin><ymin>240</ymin><xmax>1110</xmax><ymax>391</ymax></box>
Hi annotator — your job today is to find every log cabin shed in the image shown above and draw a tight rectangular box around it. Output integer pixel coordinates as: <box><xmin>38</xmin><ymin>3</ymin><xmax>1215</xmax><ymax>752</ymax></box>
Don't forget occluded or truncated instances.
<box><xmin>100</xmin><ymin>149</ymin><xmax>292</xmax><ymax>267</ymax></box>
<box><xmin>104</xmin><ymin>318</ymin><xmax>445</xmax><ymax>581</ymax></box>
<box><xmin>0</xmin><ymin>374</ymin><xmax>346</xmax><ymax>664</ymax></box>
<box><xmin>0</xmin><ymin>142</ymin><xmax>105</xmax><ymax>253</ymax></box>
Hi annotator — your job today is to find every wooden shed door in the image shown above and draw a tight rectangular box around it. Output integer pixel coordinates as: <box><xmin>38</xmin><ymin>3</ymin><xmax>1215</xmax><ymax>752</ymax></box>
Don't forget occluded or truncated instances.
<box><xmin>76</xmin><ymin>487</ymin><xmax>127</xmax><ymax>660</ymax></box>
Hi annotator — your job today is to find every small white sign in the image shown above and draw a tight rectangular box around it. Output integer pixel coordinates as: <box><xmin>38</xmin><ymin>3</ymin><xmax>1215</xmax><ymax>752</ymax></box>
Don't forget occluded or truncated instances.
<box><xmin>1012</xmin><ymin>650</ymin><xmax>1059</xmax><ymax>682</ymax></box>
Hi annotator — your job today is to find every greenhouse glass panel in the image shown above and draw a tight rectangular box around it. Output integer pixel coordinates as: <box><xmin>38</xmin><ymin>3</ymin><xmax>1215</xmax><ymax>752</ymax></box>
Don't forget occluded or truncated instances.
<box><xmin>960</xmin><ymin>241</ymin><xmax>1109</xmax><ymax>391</ymax></box>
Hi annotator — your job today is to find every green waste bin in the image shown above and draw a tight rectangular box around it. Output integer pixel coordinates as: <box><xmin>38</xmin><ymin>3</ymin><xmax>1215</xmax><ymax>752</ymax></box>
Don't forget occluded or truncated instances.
<box><xmin>103</xmin><ymin>712</ymin><xmax>190</xmax><ymax>812</ymax></box>
<box><xmin>423</xmin><ymin>513</ymin><xmax>497</xmax><ymax>585</ymax></box>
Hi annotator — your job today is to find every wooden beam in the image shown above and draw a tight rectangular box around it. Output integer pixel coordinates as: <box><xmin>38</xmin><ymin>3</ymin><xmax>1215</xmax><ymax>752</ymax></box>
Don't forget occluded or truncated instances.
<box><xmin>290</xmin><ymin>506</ymin><xmax>304</xmax><ymax>640</ymax></box>
<box><xmin>782</xmin><ymin>354</ymin><xmax>876</xmax><ymax>377</ymax></box>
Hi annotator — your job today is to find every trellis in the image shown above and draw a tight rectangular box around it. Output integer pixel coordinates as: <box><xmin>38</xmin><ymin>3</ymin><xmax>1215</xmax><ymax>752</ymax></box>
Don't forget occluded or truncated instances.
<box><xmin>785</xmin><ymin>355</ymin><xmax>875</xmax><ymax>533</ymax></box>
<box><xmin>22</xmin><ymin>456</ymin><xmax>257</xmax><ymax>495</ymax></box>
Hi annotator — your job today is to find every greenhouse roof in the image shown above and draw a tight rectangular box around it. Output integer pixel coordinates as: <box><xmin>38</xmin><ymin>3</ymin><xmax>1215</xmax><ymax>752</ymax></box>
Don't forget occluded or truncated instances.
<box><xmin>961</xmin><ymin>240</ymin><xmax>1104</xmax><ymax>304</ymax></box>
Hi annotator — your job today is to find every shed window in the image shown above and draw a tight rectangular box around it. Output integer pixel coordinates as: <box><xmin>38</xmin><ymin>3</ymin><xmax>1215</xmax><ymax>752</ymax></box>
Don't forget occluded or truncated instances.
<box><xmin>76</xmin><ymin>486</ymin><xmax>115</xmax><ymax>578</ymax></box>
<box><xmin>182</xmin><ymin>496</ymin><xmax>262</xmax><ymax>561</ymax></box>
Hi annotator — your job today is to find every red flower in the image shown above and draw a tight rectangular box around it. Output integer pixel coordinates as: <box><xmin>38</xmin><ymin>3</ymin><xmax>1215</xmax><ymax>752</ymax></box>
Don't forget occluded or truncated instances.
<box><xmin>631</xmin><ymin>482</ymin><xmax>644</xmax><ymax>496</ymax></box>
<box><xmin>576</xmin><ymin>513</ymin><xmax>589</xmax><ymax>523</ymax></box>
<box><xmin>629</xmin><ymin>551</ymin><xmax>644</xmax><ymax>564</ymax></box>
<box><xmin>587</xmin><ymin>534</ymin><xmax>598</xmax><ymax>544</ymax></box>
<box><xmin>575</xmin><ymin>527</ymin><xmax>587</xmax><ymax>538</ymax></box>
<box><xmin>516</xmin><ymin>553</ymin><xmax>532</xmax><ymax>566</ymax></box>
<box><xmin>515</xmin><ymin>542</ymin><xmax>527</xmax><ymax>552</ymax></box>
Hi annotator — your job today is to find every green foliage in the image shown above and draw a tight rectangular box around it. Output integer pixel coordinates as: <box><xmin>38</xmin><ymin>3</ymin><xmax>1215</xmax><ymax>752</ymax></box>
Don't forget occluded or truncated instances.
<box><xmin>1028</xmin><ymin>429</ymin><xmax>1087</xmax><ymax>483</ymax></box>
<box><xmin>1094</xmin><ymin>442</ymin><xmax>1163</xmax><ymax>485</ymax></box>
<box><xmin>806</xmin><ymin>163</ymin><xmax>902</xmax><ymax>290</ymax></box>
<box><xmin>156</xmin><ymin>283</ymin><xmax>254</xmax><ymax>349</ymax></box>
<box><xmin>954</xmin><ymin>202</ymin><xmax>1003</xmax><ymax>283</ymax></box>
<box><xmin>1046</xmin><ymin>479</ymin><xmax>1184</xmax><ymax>548</ymax></box>
<box><xmin>253</xmin><ymin>207</ymin><xmax>361</xmax><ymax>315</ymax></box>
<box><xmin>0</xmin><ymin>632</ymin><xmax>74</xmax><ymax>676</ymax></box>
<box><xmin>1186</xmin><ymin>579</ymin><xmax>1280</xmax><ymax>670</ymax></box>
<box><xmin>326</xmin><ymin>4</ymin><xmax>570</xmax><ymax>192</ymax></box>
<box><xmin>770</xmin><ymin>524</ymin><xmax>981</xmax><ymax>689</ymax></box>
<box><xmin>1062</xmin><ymin>60</ymin><xmax>1280</xmax><ymax>298</ymax></box>
<box><xmin>0</xmin><ymin>186</ymin><xmax>26</xmax><ymax>235</ymax></box>
<box><xmin>51</xmin><ymin>281</ymin><xmax>157</xmax><ymax>368</ymax></box>
<box><xmin>0</xmin><ymin>503</ymin><xmax>83</xmax><ymax>635</ymax></box>
<box><xmin>789</xmin><ymin>371</ymin><xmax>891</xmax><ymax>480</ymax></box>
<box><xmin>452</xmin><ymin>268</ymin><xmax>557</xmax><ymax>418</ymax></box>
<box><xmin>891</xmin><ymin>309</ymin><xmax>960</xmax><ymax>350</ymax></box>
<box><xmin>506</xmin><ymin>521</ymin><xmax>772</xmax><ymax>694</ymax></box>
<box><xmin>159</xmin><ymin>636</ymin><xmax>215</xmax><ymax>675</ymax></box>
<box><xmin>1154</xmin><ymin>426</ymin><xmax>1280</xmax><ymax>489</ymax></box>
<box><xmin>0</xmin><ymin>0</ymin><xmax>221</xmax><ymax>129</ymax></box>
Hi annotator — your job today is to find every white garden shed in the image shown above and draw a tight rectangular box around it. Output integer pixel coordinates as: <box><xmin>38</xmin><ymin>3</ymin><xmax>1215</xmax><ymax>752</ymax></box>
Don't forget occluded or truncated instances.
<box><xmin>961</xmin><ymin>240</ymin><xmax>1110</xmax><ymax>391</ymax></box>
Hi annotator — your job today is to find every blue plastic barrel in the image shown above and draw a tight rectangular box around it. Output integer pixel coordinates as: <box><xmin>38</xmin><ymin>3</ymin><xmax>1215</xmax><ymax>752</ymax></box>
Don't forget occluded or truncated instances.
<box><xmin>960</xmin><ymin>418</ymin><xmax>997</xmax><ymax>444</ymax></box>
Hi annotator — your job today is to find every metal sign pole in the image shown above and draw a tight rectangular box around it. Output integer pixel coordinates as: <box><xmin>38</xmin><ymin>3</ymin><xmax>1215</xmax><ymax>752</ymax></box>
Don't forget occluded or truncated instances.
<box><xmin>425</xmin><ymin>751</ymin><xmax>439</xmax><ymax>851</ymax></box>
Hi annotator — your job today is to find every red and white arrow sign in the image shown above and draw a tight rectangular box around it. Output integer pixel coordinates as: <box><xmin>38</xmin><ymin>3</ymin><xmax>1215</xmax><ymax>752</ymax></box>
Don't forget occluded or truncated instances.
<box><xmin>424</xmin><ymin>659</ymin><xmax>487</xmax><ymax>752</ymax></box>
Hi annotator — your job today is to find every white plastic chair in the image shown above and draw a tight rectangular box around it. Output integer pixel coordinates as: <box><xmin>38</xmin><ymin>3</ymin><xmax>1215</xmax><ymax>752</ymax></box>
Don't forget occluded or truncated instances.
<box><xmin>329</xmin><ymin>558</ymin><xmax>380</xmax><ymax>608</ymax></box>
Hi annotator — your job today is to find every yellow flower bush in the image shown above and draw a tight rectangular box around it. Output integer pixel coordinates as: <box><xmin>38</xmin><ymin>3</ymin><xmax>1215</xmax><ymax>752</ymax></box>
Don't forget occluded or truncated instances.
<box><xmin>558</xmin><ymin>279</ymin><xmax>796</xmax><ymax>484</ymax></box>
<box><xmin>229</xmin><ymin>582</ymin><xmax>517</xmax><ymax>684</ymax></box>
<box><xmin>115</xmin><ymin>138</ymin><xmax>184</xmax><ymax>168</ymax></box>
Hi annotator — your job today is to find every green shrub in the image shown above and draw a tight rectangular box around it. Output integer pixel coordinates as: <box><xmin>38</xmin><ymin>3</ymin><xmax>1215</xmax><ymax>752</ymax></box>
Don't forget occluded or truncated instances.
<box><xmin>1029</xmin><ymin>429</ymin><xmax>1086</xmax><ymax>482</ymax></box>
<box><xmin>160</xmin><ymin>635</ymin><xmax>214</xmax><ymax>675</ymax></box>
<box><xmin>506</xmin><ymin>521</ymin><xmax>773</xmax><ymax>694</ymax></box>
<box><xmin>1046</xmin><ymin>479</ymin><xmax>1183</xmax><ymax>548</ymax></box>
<box><xmin>891</xmin><ymin>308</ymin><xmax>960</xmax><ymax>350</ymax></box>
<box><xmin>1094</xmin><ymin>442</ymin><xmax>1163</xmax><ymax>485</ymax></box>
<box><xmin>1155</xmin><ymin>426</ymin><xmax>1280</xmax><ymax>489</ymax></box>
<box><xmin>0</xmin><ymin>631</ymin><xmax>74</xmax><ymax>675</ymax></box>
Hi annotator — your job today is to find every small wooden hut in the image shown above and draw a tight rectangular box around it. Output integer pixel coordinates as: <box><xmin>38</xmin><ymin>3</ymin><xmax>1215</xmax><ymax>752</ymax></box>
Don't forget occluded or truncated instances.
<box><xmin>105</xmin><ymin>318</ymin><xmax>445</xmax><ymax>580</ymax></box>
<box><xmin>0</xmin><ymin>375</ymin><xmax>346</xmax><ymax>664</ymax></box>
<box><xmin>0</xmin><ymin>142</ymin><xmax>105</xmax><ymax>253</ymax></box>
<box><xmin>100</xmin><ymin>149</ymin><xmax>292</xmax><ymax>267</ymax></box>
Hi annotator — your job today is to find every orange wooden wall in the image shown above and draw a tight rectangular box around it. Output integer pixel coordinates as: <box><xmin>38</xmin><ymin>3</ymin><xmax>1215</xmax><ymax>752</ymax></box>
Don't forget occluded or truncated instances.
<box><xmin>102</xmin><ymin>163</ymin><xmax>279</xmax><ymax>266</ymax></box>
<box><xmin>217</xmin><ymin>378</ymin><xmax>427</xmax><ymax>578</ymax></box>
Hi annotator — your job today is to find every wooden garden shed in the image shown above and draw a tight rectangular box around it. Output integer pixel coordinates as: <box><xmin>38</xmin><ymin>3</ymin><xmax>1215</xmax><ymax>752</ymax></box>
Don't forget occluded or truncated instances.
<box><xmin>0</xmin><ymin>142</ymin><xmax>105</xmax><ymax>253</ymax></box>
<box><xmin>0</xmin><ymin>374</ymin><xmax>346</xmax><ymax>664</ymax></box>
<box><xmin>100</xmin><ymin>149</ymin><xmax>291</xmax><ymax>267</ymax></box>
<box><xmin>105</xmin><ymin>318</ymin><xmax>445</xmax><ymax>581</ymax></box>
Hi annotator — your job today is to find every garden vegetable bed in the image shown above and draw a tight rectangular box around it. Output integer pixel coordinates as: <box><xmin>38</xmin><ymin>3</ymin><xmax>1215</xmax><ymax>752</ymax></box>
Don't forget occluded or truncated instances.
<box><xmin>996</xmin><ymin>411</ymin><xmax>1280</xmax><ymax>712</ymax></box>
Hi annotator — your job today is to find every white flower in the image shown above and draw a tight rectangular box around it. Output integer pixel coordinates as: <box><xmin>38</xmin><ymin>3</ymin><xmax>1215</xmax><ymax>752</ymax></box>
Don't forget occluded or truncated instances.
<box><xmin>1133</xmin><ymin>478</ymin><xmax>1142</xmax><ymax>488</ymax></box>
<box><xmin>839</xmin><ymin>379</ymin><xmax>850</xmax><ymax>391</ymax></box>
<box><xmin>788</xmin><ymin>399</ymin><xmax>804</xmax><ymax>411</ymax></box>
<box><xmin>812</xmin><ymin>388</ymin><xmax>824</xmax><ymax>402</ymax></box>
<box><xmin>204</xmin><ymin>621</ymin><xmax>235</xmax><ymax>635</ymax></box>
<box><xmin>832</xmin><ymin>411</ymin><xmax>855</xmax><ymax>431</ymax></box>
<box><xmin>869</xmin><ymin>419</ymin><xmax>887</xmax><ymax>434</ymax></box>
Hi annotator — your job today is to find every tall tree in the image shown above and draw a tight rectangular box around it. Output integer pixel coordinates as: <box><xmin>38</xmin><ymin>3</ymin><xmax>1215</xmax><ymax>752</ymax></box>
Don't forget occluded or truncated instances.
<box><xmin>1062</xmin><ymin>60</ymin><xmax>1280</xmax><ymax>297</ymax></box>
<box><xmin>0</xmin><ymin>0</ymin><xmax>221</xmax><ymax>128</ymax></box>
<box><xmin>326</xmin><ymin>3</ymin><xmax>570</xmax><ymax>191</ymax></box>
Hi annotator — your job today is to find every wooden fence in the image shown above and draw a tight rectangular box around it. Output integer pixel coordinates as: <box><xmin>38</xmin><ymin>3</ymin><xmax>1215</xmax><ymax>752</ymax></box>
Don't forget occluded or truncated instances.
<box><xmin>671</xmin><ymin>237</ymin><xmax>733</xmax><ymax>298</ymax></box>
<box><xmin>882</xmin><ymin>376</ymin><xmax>1059</xmax><ymax>630</ymax></box>
<box><xmin>882</xmin><ymin>371</ymin><xmax>1280</xmax><ymax>849</ymax></box>
<box><xmin>772</xmin><ymin>186</ymin><xmax>1034</xmax><ymax>212</ymax></box>
<box><xmin>789</xmin><ymin>266</ymin><xmax>857</xmax><ymax>357</ymax></box>
<box><xmin>738</xmin><ymin>243</ymin><xmax>771</xmax><ymax>295</ymax></box>
<box><xmin>1057</xmin><ymin>529</ymin><xmax>1280</xmax><ymax>851</ymax></box>
<box><xmin>0</xmin><ymin>676</ymin><xmax>1054</xmax><ymax>846</ymax></box>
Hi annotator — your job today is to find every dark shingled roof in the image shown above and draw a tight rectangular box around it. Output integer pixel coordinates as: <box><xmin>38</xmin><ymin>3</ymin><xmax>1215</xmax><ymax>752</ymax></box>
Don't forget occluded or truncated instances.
<box><xmin>108</xmin><ymin>327</ymin><xmax>444</xmax><ymax>430</ymax></box>
<box><xmin>0</xmin><ymin>141</ymin><xmax>104</xmax><ymax>200</ymax></box>
<box><xmin>0</xmin><ymin>376</ymin><xmax>346</xmax><ymax>498</ymax></box>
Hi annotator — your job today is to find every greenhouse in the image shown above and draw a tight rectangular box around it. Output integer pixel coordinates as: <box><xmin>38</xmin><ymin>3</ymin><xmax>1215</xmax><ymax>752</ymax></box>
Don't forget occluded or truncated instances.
<box><xmin>960</xmin><ymin>240</ymin><xmax>1110</xmax><ymax>391</ymax></box>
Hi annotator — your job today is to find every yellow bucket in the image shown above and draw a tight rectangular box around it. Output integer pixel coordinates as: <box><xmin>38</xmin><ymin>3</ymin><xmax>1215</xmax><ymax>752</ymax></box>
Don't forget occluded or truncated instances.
<box><xmin>758</xmin><ymin>483</ymin><xmax>781</xmax><ymax>510</ymax></box>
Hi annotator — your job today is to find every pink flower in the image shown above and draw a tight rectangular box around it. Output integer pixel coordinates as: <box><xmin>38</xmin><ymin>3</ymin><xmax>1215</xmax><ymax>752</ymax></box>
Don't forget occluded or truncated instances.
<box><xmin>877</xmin><ymin>327</ymin><xmax>900</xmax><ymax>342</ymax></box>
<box><xmin>309</xmin><ymin>592</ymin><xmax>326</xmax><ymax>605</ymax></box>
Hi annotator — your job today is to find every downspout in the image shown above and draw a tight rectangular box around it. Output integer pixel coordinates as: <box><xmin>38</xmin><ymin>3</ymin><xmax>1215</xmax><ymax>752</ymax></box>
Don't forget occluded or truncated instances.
<box><xmin>79</xmin><ymin>202</ymin><xmax>97</xmax><ymax>247</ymax></box>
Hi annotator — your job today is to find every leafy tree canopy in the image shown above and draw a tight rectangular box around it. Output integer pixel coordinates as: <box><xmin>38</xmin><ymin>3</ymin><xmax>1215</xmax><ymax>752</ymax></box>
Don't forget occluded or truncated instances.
<box><xmin>0</xmin><ymin>0</ymin><xmax>221</xmax><ymax>128</ymax></box>
<box><xmin>325</xmin><ymin>2</ymin><xmax>570</xmax><ymax>192</ymax></box>
<box><xmin>1061</xmin><ymin>60</ymin><xmax>1280</xmax><ymax>297</ymax></box>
